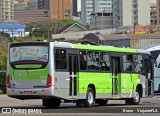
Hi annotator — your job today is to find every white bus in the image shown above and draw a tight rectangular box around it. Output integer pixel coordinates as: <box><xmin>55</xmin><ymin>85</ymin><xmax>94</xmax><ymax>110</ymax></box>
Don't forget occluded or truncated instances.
<box><xmin>144</xmin><ymin>44</ymin><xmax>160</xmax><ymax>92</ymax></box>
<box><xmin>7</xmin><ymin>41</ymin><xmax>154</xmax><ymax>108</ymax></box>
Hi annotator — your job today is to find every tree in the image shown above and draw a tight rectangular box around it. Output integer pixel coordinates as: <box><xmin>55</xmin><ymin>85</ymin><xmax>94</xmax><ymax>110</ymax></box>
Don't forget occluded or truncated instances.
<box><xmin>26</xmin><ymin>19</ymin><xmax>85</xmax><ymax>38</ymax></box>
<box><xmin>26</xmin><ymin>19</ymin><xmax>59</xmax><ymax>38</ymax></box>
<box><xmin>0</xmin><ymin>38</ymin><xmax>10</xmax><ymax>71</ymax></box>
<box><xmin>0</xmin><ymin>32</ymin><xmax>11</xmax><ymax>39</ymax></box>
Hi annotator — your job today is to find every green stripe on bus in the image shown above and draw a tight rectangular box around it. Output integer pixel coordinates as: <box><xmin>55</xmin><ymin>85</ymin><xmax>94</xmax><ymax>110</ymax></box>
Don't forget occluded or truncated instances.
<box><xmin>73</xmin><ymin>44</ymin><xmax>137</xmax><ymax>53</ymax></box>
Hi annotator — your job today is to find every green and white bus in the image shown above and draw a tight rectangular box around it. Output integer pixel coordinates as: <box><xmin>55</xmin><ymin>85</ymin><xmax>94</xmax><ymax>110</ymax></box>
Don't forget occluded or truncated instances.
<box><xmin>7</xmin><ymin>41</ymin><xmax>154</xmax><ymax>108</ymax></box>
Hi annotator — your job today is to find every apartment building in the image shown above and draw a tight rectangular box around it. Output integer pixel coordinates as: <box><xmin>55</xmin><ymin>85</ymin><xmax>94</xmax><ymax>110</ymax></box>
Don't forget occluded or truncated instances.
<box><xmin>14</xmin><ymin>0</ymin><xmax>51</xmax><ymax>23</ymax></box>
<box><xmin>0</xmin><ymin>0</ymin><xmax>2</xmax><ymax>22</ymax></box>
<box><xmin>50</xmin><ymin>0</ymin><xmax>72</xmax><ymax>20</ymax></box>
<box><xmin>28</xmin><ymin>0</ymin><xmax>38</xmax><ymax>9</ymax></box>
<box><xmin>38</xmin><ymin>0</ymin><xmax>50</xmax><ymax>10</ymax></box>
<box><xmin>0</xmin><ymin>0</ymin><xmax>14</xmax><ymax>22</ymax></box>
<box><xmin>81</xmin><ymin>0</ymin><xmax>112</xmax><ymax>25</ymax></box>
<box><xmin>72</xmin><ymin>0</ymin><xmax>81</xmax><ymax>16</ymax></box>
<box><xmin>157</xmin><ymin>0</ymin><xmax>160</xmax><ymax>24</ymax></box>
<box><xmin>113</xmin><ymin>0</ymin><xmax>150</xmax><ymax>28</ymax></box>
<box><xmin>14</xmin><ymin>0</ymin><xmax>29</xmax><ymax>10</ymax></box>
<box><xmin>13</xmin><ymin>9</ymin><xmax>50</xmax><ymax>23</ymax></box>
<box><xmin>90</xmin><ymin>13</ymin><xmax>113</xmax><ymax>30</ymax></box>
<box><xmin>150</xmin><ymin>0</ymin><xmax>157</xmax><ymax>25</ymax></box>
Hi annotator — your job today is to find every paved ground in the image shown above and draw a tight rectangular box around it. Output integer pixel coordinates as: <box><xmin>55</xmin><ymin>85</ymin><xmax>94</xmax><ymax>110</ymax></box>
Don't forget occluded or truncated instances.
<box><xmin>0</xmin><ymin>95</ymin><xmax>160</xmax><ymax>115</ymax></box>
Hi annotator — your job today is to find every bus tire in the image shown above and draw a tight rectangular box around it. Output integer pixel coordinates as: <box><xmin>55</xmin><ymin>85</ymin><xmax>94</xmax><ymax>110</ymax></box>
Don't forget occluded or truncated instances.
<box><xmin>85</xmin><ymin>87</ymin><xmax>95</xmax><ymax>107</ymax></box>
<box><xmin>125</xmin><ymin>99</ymin><xmax>131</xmax><ymax>105</ymax></box>
<box><xmin>126</xmin><ymin>88</ymin><xmax>141</xmax><ymax>105</ymax></box>
<box><xmin>76</xmin><ymin>100</ymin><xmax>86</xmax><ymax>107</ymax></box>
<box><xmin>96</xmin><ymin>99</ymin><xmax>108</xmax><ymax>106</ymax></box>
<box><xmin>43</xmin><ymin>99</ymin><xmax>61</xmax><ymax>109</ymax></box>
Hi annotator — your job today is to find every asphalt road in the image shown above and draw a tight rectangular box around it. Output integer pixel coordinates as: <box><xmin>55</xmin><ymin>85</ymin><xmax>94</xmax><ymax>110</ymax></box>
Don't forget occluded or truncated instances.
<box><xmin>0</xmin><ymin>95</ymin><xmax>160</xmax><ymax>115</ymax></box>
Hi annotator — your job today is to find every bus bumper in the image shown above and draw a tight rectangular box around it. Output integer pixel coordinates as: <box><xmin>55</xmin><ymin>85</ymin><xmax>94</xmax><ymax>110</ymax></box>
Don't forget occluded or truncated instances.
<box><xmin>7</xmin><ymin>86</ymin><xmax>55</xmax><ymax>100</ymax></box>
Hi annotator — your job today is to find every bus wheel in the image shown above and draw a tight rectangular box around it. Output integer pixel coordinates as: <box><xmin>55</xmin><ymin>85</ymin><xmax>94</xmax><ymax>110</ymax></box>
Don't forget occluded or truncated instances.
<box><xmin>126</xmin><ymin>88</ymin><xmax>141</xmax><ymax>105</ymax></box>
<box><xmin>43</xmin><ymin>99</ymin><xmax>61</xmax><ymax>109</ymax></box>
<box><xmin>96</xmin><ymin>99</ymin><xmax>108</xmax><ymax>106</ymax></box>
<box><xmin>85</xmin><ymin>87</ymin><xmax>95</xmax><ymax>107</ymax></box>
<box><xmin>125</xmin><ymin>99</ymin><xmax>131</xmax><ymax>105</ymax></box>
<box><xmin>76</xmin><ymin>100</ymin><xmax>86</xmax><ymax>107</ymax></box>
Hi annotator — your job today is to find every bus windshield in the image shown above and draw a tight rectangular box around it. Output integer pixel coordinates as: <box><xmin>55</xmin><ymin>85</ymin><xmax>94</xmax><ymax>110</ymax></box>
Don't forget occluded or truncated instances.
<box><xmin>10</xmin><ymin>46</ymin><xmax>49</xmax><ymax>63</ymax></box>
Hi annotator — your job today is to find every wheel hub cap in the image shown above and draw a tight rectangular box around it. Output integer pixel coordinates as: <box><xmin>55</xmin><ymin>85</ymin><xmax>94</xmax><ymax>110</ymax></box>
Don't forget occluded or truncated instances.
<box><xmin>135</xmin><ymin>91</ymin><xmax>139</xmax><ymax>102</ymax></box>
<box><xmin>88</xmin><ymin>92</ymin><xmax>93</xmax><ymax>104</ymax></box>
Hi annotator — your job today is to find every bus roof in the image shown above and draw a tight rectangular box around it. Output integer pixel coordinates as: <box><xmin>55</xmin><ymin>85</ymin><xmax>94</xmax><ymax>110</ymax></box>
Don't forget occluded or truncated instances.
<box><xmin>73</xmin><ymin>43</ymin><xmax>137</xmax><ymax>53</ymax></box>
<box><xmin>143</xmin><ymin>44</ymin><xmax>160</xmax><ymax>51</ymax></box>
<box><xmin>137</xmin><ymin>49</ymin><xmax>150</xmax><ymax>54</ymax></box>
<box><xmin>10</xmin><ymin>41</ymin><xmax>49</xmax><ymax>45</ymax></box>
<box><xmin>10</xmin><ymin>41</ymin><xmax>150</xmax><ymax>54</ymax></box>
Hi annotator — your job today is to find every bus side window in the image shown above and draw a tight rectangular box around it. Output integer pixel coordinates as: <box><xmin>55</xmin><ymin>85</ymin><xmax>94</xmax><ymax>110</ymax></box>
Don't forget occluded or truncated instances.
<box><xmin>79</xmin><ymin>51</ymin><xmax>87</xmax><ymax>70</ymax></box>
<box><xmin>123</xmin><ymin>54</ymin><xmax>134</xmax><ymax>72</ymax></box>
<box><xmin>87</xmin><ymin>51</ymin><xmax>100</xmax><ymax>71</ymax></box>
<box><xmin>55</xmin><ymin>49</ymin><xmax>67</xmax><ymax>70</ymax></box>
<box><xmin>134</xmin><ymin>55</ymin><xmax>143</xmax><ymax>73</ymax></box>
<box><xmin>100</xmin><ymin>52</ymin><xmax>110</xmax><ymax>71</ymax></box>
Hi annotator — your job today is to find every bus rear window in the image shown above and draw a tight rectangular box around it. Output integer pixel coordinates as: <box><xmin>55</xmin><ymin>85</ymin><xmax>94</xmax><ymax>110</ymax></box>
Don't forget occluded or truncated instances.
<box><xmin>10</xmin><ymin>46</ymin><xmax>49</xmax><ymax>63</ymax></box>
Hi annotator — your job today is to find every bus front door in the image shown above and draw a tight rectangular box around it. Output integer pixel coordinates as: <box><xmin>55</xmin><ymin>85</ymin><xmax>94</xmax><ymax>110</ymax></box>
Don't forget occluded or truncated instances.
<box><xmin>69</xmin><ymin>55</ymin><xmax>78</xmax><ymax>99</ymax></box>
<box><xmin>111</xmin><ymin>57</ymin><xmax>121</xmax><ymax>97</ymax></box>
<box><xmin>144</xmin><ymin>59</ymin><xmax>154</xmax><ymax>96</ymax></box>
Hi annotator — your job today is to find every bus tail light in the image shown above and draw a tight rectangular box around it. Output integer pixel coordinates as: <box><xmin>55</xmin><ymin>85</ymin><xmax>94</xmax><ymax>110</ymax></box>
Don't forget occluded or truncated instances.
<box><xmin>46</xmin><ymin>74</ymin><xmax>52</xmax><ymax>88</ymax></box>
<box><xmin>7</xmin><ymin>74</ymin><xmax>11</xmax><ymax>88</ymax></box>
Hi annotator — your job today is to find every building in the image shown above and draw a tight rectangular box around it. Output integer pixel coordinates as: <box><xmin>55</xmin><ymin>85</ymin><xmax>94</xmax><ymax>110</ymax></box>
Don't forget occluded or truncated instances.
<box><xmin>10</xmin><ymin>0</ymin><xmax>73</xmax><ymax>23</ymax></box>
<box><xmin>72</xmin><ymin>0</ymin><xmax>81</xmax><ymax>21</ymax></box>
<box><xmin>77</xmin><ymin>0</ymin><xmax>81</xmax><ymax>13</ymax></box>
<box><xmin>112</xmin><ymin>0</ymin><xmax>132</xmax><ymax>28</ymax></box>
<box><xmin>0</xmin><ymin>0</ymin><xmax>14</xmax><ymax>22</ymax></box>
<box><xmin>50</xmin><ymin>0</ymin><xmax>72</xmax><ymax>20</ymax></box>
<box><xmin>0</xmin><ymin>20</ymin><xmax>26</xmax><ymax>37</ymax></box>
<box><xmin>28</xmin><ymin>0</ymin><xmax>38</xmax><ymax>9</ymax></box>
<box><xmin>99</xmin><ymin>34</ymin><xmax>160</xmax><ymax>49</ymax></box>
<box><xmin>113</xmin><ymin>0</ymin><xmax>150</xmax><ymax>28</ymax></box>
<box><xmin>157</xmin><ymin>0</ymin><xmax>160</xmax><ymax>25</ymax></box>
<box><xmin>72</xmin><ymin>0</ymin><xmax>81</xmax><ymax>16</ymax></box>
<box><xmin>72</xmin><ymin>0</ymin><xmax>78</xmax><ymax>16</ymax></box>
<box><xmin>150</xmin><ymin>0</ymin><xmax>157</xmax><ymax>25</ymax></box>
<box><xmin>79</xmin><ymin>33</ymin><xmax>160</xmax><ymax>49</ymax></box>
<box><xmin>13</xmin><ymin>9</ymin><xmax>50</xmax><ymax>23</ymax></box>
<box><xmin>16</xmin><ymin>0</ymin><xmax>30</xmax><ymax>5</ymax></box>
<box><xmin>28</xmin><ymin>0</ymin><xmax>50</xmax><ymax>10</ymax></box>
<box><xmin>38</xmin><ymin>0</ymin><xmax>50</xmax><ymax>10</ymax></box>
<box><xmin>14</xmin><ymin>0</ymin><xmax>29</xmax><ymax>10</ymax></box>
<box><xmin>90</xmin><ymin>13</ymin><xmax>113</xmax><ymax>30</ymax></box>
<box><xmin>14</xmin><ymin>0</ymin><xmax>50</xmax><ymax>23</ymax></box>
<box><xmin>14</xmin><ymin>0</ymin><xmax>29</xmax><ymax>6</ymax></box>
<box><xmin>52</xmin><ymin>25</ymin><xmax>117</xmax><ymax>40</ymax></box>
<box><xmin>81</xmin><ymin>0</ymin><xmax>112</xmax><ymax>25</ymax></box>
<box><xmin>0</xmin><ymin>0</ymin><xmax>2</xmax><ymax>22</ymax></box>
<box><xmin>14</xmin><ymin>0</ymin><xmax>51</xmax><ymax>23</ymax></box>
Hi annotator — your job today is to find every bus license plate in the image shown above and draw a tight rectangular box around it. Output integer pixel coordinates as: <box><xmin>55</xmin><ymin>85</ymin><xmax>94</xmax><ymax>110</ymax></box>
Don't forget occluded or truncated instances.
<box><xmin>24</xmin><ymin>91</ymin><xmax>33</xmax><ymax>94</ymax></box>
